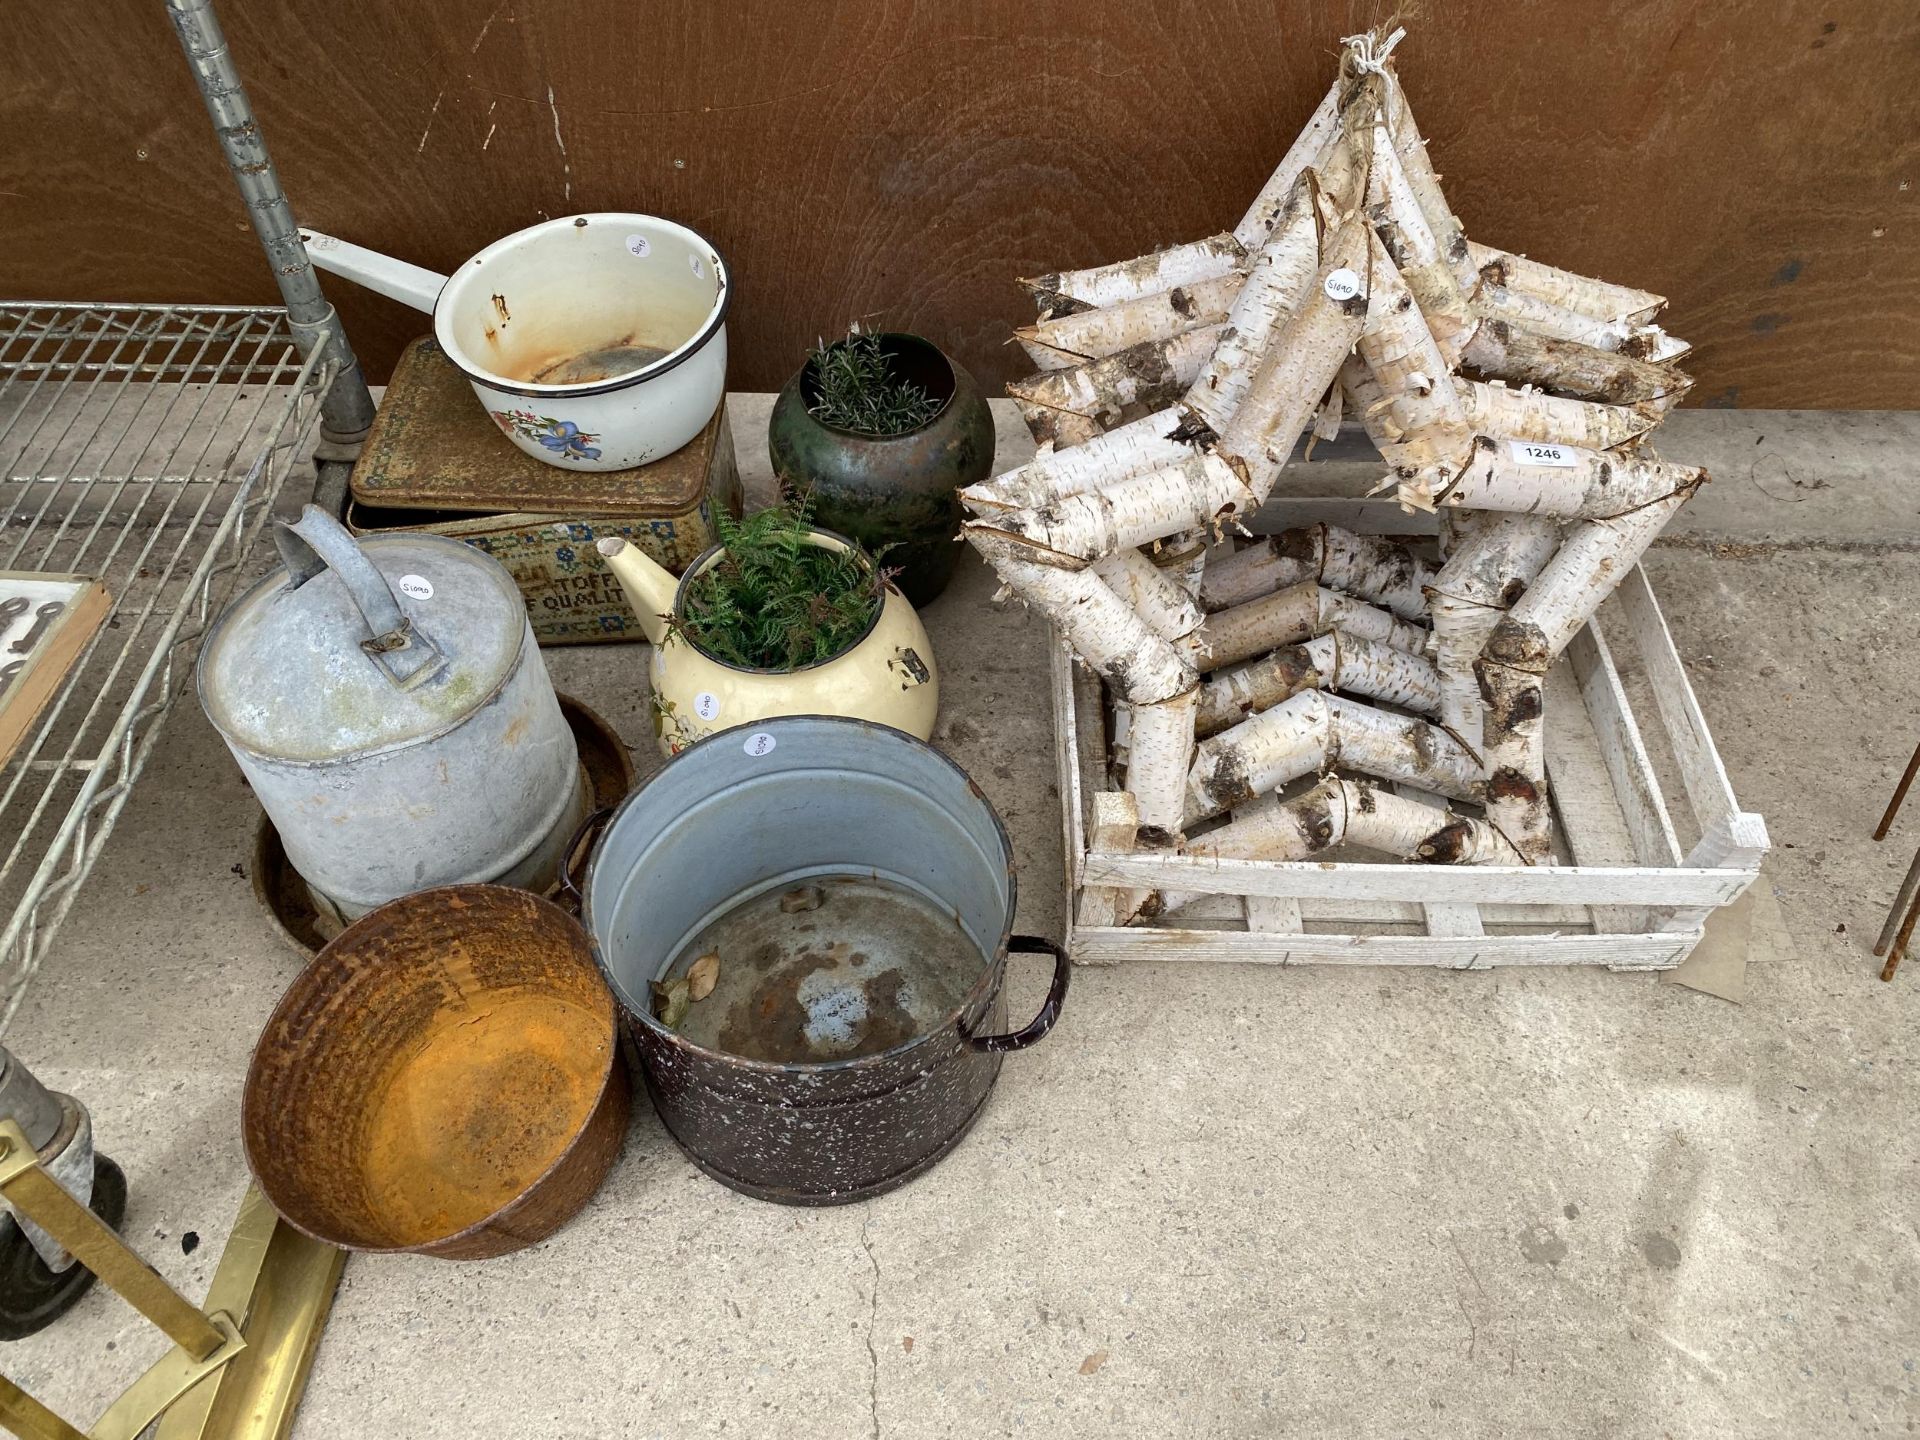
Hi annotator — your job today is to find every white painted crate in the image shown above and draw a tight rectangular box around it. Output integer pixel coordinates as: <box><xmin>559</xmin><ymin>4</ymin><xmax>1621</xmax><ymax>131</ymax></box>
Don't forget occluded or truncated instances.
<box><xmin>1052</xmin><ymin>528</ymin><xmax>1768</xmax><ymax>970</ymax></box>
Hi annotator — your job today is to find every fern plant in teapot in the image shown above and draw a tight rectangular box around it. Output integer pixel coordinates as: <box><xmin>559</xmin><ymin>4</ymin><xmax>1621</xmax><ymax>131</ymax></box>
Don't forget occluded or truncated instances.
<box><xmin>596</xmin><ymin>493</ymin><xmax>939</xmax><ymax>755</ymax></box>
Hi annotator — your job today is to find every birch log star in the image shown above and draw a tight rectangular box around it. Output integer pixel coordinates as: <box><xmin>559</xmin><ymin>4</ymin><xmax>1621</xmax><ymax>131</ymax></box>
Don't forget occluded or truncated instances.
<box><xmin>963</xmin><ymin>24</ymin><xmax>1707</xmax><ymax>905</ymax></box>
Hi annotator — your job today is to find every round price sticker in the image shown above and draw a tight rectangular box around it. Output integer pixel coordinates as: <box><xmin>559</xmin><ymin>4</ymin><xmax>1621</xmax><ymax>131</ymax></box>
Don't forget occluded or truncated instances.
<box><xmin>625</xmin><ymin>234</ymin><xmax>651</xmax><ymax>258</ymax></box>
<box><xmin>693</xmin><ymin>692</ymin><xmax>721</xmax><ymax>721</ymax></box>
<box><xmin>742</xmin><ymin>732</ymin><xmax>777</xmax><ymax>758</ymax></box>
<box><xmin>1322</xmin><ymin>268</ymin><xmax>1363</xmax><ymax>302</ymax></box>
<box><xmin>397</xmin><ymin>574</ymin><xmax>434</xmax><ymax>601</ymax></box>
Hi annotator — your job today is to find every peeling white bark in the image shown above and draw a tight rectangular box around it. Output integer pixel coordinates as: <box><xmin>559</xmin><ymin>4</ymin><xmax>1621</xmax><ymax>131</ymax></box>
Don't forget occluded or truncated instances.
<box><xmin>1339</xmin><ymin>353</ymin><xmax>1404</xmax><ymax>450</ymax></box>
<box><xmin>1474</xmin><ymin>481</ymin><xmax>1701</xmax><ymax>859</ymax></box>
<box><xmin>1158</xmin><ymin>529</ymin><xmax>1210</xmax><ymax>599</ymax></box>
<box><xmin>1185</xmin><ymin>689</ymin><xmax>1480</xmax><ymax>823</ymax></box>
<box><xmin>1200</xmin><ymin>523</ymin><xmax>1435</xmax><ymax>619</ymax></box>
<box><xmin>1023</xmin><ymin>232</ymin><xmax>1246</xmax><ymax>311</ymax></box>
<box><xmin>1009</xmin><ymin>327</ymin><xmax>1222</xmax><ymax>450</ymax></box>
<box><xmin>970</xmin><ymin>534</ymin><xmax>1194</xmax><ymax>705</ymax></box>
<box><xmin>1197</xmin><ymin>630</ymin><xmax>1441</xmax><ymax>736</ymax></box>
<box><xmin>1234</xmin><ymin>76</ymin><xmax>1346</xmax><ymax>247</ymax></box>
<box><xmin>1188</xmin><ymin>186</ymin><xmax>1322</xmax><ymax>432</ymax></box>
<box><xmin>1467</xmin><ymin>242</ymin><xmax>1664</xmax><ymax>326</ymax></box>
<box><xmin>1458</xmin><ymin>380</ymin><xmax>1660</xmax><ymax>452</ymax></box>
<box><xmin>1366</xmin><ymin>113</ymin><xmax>1474</xmax><ymax>358</ymax></box>
<box><xmin>1426</xmin><ymin>514</ymin><xmax>1560</xmax><ymax>755</ymax></box>
<box><xmin>960</xmin><ymin>408</ymin><xmax>1190</xmax><ymax>513</ymax></box>
<box><xmin>1216</xmin><ymin>211</ymin><xmax>1373</xmax><ymax>499</ymax></box>
<box><xmin>1179</xmin><ymin>775</ymin><xmax>1518</xmax><ymax>867</ymax></box>
<box><xmin>1474</xmin><ymin>281</ymin><xmax>1643</xmax><ymax>352</ymax></box>
<box><xmin>1485</xmin><ymin>481</ymin><xmax>1701</xmax><ymax>672</ymax></box>
<box><xmin>1201</xmin><ymin>580</ymin><xmax>1428</xmax><ymax>671</ymax></box>
<box><xmin>1016</xmin><ymin>272</ymin><xmax>1243</xmax><ymax>371</ymax></box>
<box><xmin>1436</xmin><ymin>438</ymin><xmax>1704</xmax><ymax>520</ymax></box>
<box><xmin>1127</xmin><ymin>684</ymin><xmax>1200</xmax><ymax>843</ymax></box>
<box><xmin>1381</xmin><ymin>72</ymin><xmax>1478</xmax><ymax>295</ymax></box>
<box><xmin>1091</xmin><ymin>547</ymin><xmax>1206</xmax><ymax>645</ymax></box>
<box><xmin>1354</xmin><ymin>231</ymin><xmax>1471</xmax><ymax>479</ymax></box>
<box><xmin>968</xmin><ymin>452</ymin><xmax>1257</xmax><ymax>567</ymax></box>
<box><xmin>1460</xmin><ymin>319</ymin><xmax>1690</xmax><ymax>410</ymax></box>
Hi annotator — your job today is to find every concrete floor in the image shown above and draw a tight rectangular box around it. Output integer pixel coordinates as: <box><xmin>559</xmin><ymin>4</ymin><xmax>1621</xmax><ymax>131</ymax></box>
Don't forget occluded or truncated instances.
<box><xmin>4</xmin><ymin>405</ymin><xmax>1918</xmax><ymax>1438</ymax></box>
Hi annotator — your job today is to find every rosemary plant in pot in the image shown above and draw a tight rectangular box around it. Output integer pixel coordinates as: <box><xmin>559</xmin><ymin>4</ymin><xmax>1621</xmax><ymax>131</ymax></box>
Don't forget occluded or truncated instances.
<box><xmin>768</xmin><ymin>331</ymin><xmax>994</xmax><ymax>606</ymax></box>
<box><xmin>596</xmin><ymin>500</ymin><xmax>938</xmax><ymax>756</ymax></box>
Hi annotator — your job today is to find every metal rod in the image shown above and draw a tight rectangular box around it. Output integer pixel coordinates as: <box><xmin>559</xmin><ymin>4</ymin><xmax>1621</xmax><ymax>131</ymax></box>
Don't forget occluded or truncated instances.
<box><xmin>1884</xmin><ymin>863</ymin><xmax>1920</xmax><ymax>983</ymax></box>
<box><xmin>153</xmin><ymin>1188</ymin><xmax>346</xmax><ymax>1440</ymax></box>
<box><xmin>162</xmin><ymin>0</ymin><xmax>377</xmax><ymax>446</ymax></box>
<box><xmin>1874</xmin><ymin>843</ymin><xmax>1920</xmax><ymax>956</ymax></box>
<box><xmin>0</xmin><ymin>1122</ymin><xmax>224</xmax><ymax>1360</ymax></box>
<box><xmin>0</xmin><ymin>1375</ymin><xmax>88</xmax><ymax>1440</ymax></box>
<box><xmin>1874</xmin><ymin>738</ymin><xmax>1920</xmax><ymax>841</ymax></box>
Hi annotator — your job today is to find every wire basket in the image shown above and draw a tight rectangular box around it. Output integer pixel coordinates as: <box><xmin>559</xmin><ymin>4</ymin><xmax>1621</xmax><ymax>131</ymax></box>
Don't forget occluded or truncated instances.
<box><xmin>0</xmin><ymin>303</ymin><xmax>327</xmax><ymax>1033</ymax></box>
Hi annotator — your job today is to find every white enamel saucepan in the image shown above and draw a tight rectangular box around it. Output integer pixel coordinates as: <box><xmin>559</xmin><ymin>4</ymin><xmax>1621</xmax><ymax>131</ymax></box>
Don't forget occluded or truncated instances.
<box><xmin>301</xmin><ymin>214</ymin><xmax>729</xmax><ymax>472</ymax></box>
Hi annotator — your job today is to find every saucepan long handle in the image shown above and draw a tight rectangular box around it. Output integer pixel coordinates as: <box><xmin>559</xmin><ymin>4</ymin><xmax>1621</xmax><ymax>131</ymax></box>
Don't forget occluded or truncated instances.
<box><xmin>299</xmin><ymin>230</ymin><xmax>448</xmax><ymax>313</ymax></box>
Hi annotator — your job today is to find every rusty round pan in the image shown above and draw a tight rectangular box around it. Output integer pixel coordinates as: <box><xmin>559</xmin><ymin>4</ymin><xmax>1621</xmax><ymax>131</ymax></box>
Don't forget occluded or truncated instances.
<box><xmin>252</xmin><ymin>692</ymin><xmax>636</xmax><ymax>957</ymax></box>
<box><xmin>243</xmin><ymin>884</ymin><xmax>630</xmax><ymax>1260</ymax></box>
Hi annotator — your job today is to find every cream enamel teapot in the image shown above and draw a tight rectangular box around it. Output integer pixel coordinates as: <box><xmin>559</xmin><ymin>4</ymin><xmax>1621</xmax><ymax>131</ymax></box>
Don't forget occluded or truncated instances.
<box><xmin>595</xmin><ymin>527</ymin><xmax>938</xmax><ymax>755</ymax></box>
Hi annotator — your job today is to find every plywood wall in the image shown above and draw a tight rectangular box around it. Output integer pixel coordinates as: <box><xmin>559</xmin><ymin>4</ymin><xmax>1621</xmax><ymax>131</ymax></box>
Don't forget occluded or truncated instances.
<box><xmin>3</xmin><ymin>1</ymin><xmax>1916</xmax><ymax>406</ymax></box>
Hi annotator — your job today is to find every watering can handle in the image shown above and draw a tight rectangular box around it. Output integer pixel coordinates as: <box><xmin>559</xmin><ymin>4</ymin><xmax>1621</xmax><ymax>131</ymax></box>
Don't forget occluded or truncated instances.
<box><xmin>274</xmin><ymin>505</ymin><xmax>445</xmax><ymax>689</ymax></box>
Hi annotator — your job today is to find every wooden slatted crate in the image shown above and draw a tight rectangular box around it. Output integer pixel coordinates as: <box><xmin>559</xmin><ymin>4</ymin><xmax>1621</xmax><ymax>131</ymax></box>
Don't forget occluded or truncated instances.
<box><xmin>1052</xmin><ymin>529</ymin><xmax>1767</xmax><ymax>970</ymax></box>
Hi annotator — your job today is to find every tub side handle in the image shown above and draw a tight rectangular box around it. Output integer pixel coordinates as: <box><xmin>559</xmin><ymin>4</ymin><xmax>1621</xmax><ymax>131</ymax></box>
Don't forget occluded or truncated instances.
<box><xmin>554</xmin><ymin>806</ymin><xmax>615</xmax><ymax>914</ymax></box>
<box><xmin>965</xmin><ymin>935</ymin><xmax>1069</xmax><ymax>1054</ymax></box>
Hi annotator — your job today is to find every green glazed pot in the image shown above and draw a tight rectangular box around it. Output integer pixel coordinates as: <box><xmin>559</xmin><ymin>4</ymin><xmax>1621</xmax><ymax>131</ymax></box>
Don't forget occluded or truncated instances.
<box><xmin>768</xmin><ymin>333</ymin><xmax>994</xmax><ymax>607</ymax></box>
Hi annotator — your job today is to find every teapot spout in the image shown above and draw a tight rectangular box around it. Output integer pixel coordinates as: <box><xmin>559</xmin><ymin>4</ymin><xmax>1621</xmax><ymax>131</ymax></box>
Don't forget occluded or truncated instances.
<box><xmin>596</xmin><ymin>537</ymin><xmax>677</xmax><ymax>646</ymax></box>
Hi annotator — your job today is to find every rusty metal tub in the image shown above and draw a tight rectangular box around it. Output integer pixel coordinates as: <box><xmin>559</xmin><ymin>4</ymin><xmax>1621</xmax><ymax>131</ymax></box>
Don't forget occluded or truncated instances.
<box><xmin>580</xmin><ymin>717</ymin><xmax>1066</xmax><ymax>1205</ymax></box>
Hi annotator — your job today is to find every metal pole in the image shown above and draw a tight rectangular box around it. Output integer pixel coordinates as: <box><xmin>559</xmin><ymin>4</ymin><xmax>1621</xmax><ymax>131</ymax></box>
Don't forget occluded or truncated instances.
<box><xmin>0</xmin><ymin>1122</ymin><xmax>225</xmax><ymax>1360</ymax></box>
<box><xmin>163</xmin><ymin>0</ymin><xmax>378</xmax><ymax>451</ymax></box>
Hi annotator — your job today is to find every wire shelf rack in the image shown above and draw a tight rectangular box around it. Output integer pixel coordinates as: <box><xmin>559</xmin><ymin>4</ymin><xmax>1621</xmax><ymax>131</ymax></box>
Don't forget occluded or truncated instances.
<box><xmin>0</xmin><ymin>303</ymin><xmax>328</xmax><ymax>1033</ymax></box>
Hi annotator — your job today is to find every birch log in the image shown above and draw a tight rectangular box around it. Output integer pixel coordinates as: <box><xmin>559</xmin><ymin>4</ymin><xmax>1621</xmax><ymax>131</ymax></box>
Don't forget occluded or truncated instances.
<box><xmin>1467</xmin><ymin>242</ymin><xmax>1663</xmax><ymax>327</ymax></box>
<box><xmin>1200</xmin><ymin>523</ymin><xmax>1435</xmax><ymax>619</ymax></box>
<box><xmin>1186</xmin><ymin>185</ymin><xmax>1322</xmax><ymax>432</ymax></box>
<box><xmin>1234</xmin><ymin>75</ymin><xmax>1347</xmax><ymax>247</ymax></box>
<box><xmin>970</xmin><ymin>536</ymin><xmax>1193</xmax><ymax>705</ymax></box>
<box><xmin>1009</xmin><ymin>326</ymin><xmax>1222</xmax><ymax>450</ymax></box>
<box><xmin>1016</xmin><ymin>272</ymin><xmax>1242</xmax><ymax>371</ymax></box>
<box><xmin>1215</xmin><ymin>211</ymin><xmax>1373</xmax><ymax>496</ymax></box>
<box><xmin>960</xmin><ymin>409</ymin><xmax>1189</xmax><ymax>513</ymax></box>
<box><xmin>1340</xmin><ymin>354</ymin><xmax>1404</xmax><ymax>450</ymax></box>
<box><xmin>1181</xmin><ymin>776</ymin><xmax>1518</xmax><ymax>864</ymax></box>
<box><xmin>968</xmin><ymin>452</ymin><xmax>1257</xmax><ymax>567</ymax></box>
<box><xmin>1186</xmin><ymin>690</ymin><xmax>1481</xmax><ymax>822</ymax></box>
<box><xmin>1022</xmin><ymin>232</ymin><xmax>1245</xmax><ymax>312</ymax></box>
<box><xmin>1158</xmin><ymin>529</ymin><xmax>1210</xmax><ymax>598</ymax></box>
<box><xmin>1366</xmin><ymin>112</ymin><xmax>1475</xmax><ymax>358</ymax></box>
<box><xmin>1458</xmin><ymin>380</ymin><xmax>1661</xmax><ymax>452</ymax></box>
<box><xmin>1460</xmin><ymin>319</ymin><xmax>1690</xmax><ymax>409</ymax></box>
<box><xmin>1380</xmin><ymin>67</ymin><xmax>1478</xmax><ymax>295</ymax></box>
<box><xmin>1353</xmin><ymin>231</ymin><xmax>1472</xmax><ymax>486</ymax></box>
<box><xmin>1435</xmin><ymin>437</ymin><xmax>1704</xmax><ymax>521</ymax></box>
<box><xmin>1127</xmin><ymin>683</ymin><xmax>1200</xmax><ymax>843</ymax></box>
<box><xmin>1425</xmin><ymin>514</ymin><xmax>1561</xmax><ymax>755</ymax></box>
<box><xmin>1197</xmin><ymin>631</ymin><xmax>1442</xmax><ymax>736</ymax></box>
<box><xmin>1474</xmin><ymin>481</ymin><xmax>1702</xmax><ymax>859</ymax></box>
<box><xmin>1475</xmin><ymin>282</ymin><xmax>1644</xmax><ymax>353</ymax></box>
<box><xmin>1091</xmin><ymin>548</ymin><xmax>1206</xmax><ymax>645</ymax></box>
<box><xmin>1474</xmin><ymin>285</ymin><xmax>1688</xmax><ymax>364</ymax></box>
<box><xmin>1200</xmin><ymin>581</ymin><xmax>1428</xmax><ymax>670</ymax></box>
